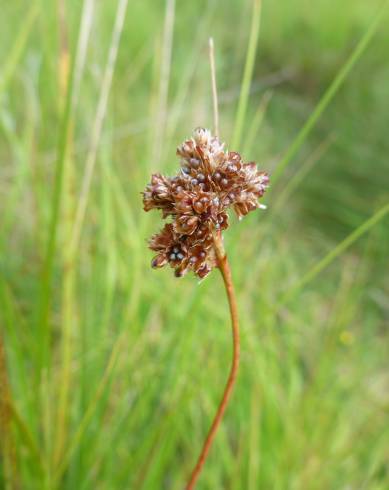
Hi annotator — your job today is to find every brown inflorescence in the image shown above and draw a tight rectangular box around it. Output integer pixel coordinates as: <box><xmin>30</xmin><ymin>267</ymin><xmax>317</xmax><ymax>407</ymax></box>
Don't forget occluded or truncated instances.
<box><xmin>142</xmin><ymin>128</ymin><xmax>269</xmax><ymax>278</ymax></box>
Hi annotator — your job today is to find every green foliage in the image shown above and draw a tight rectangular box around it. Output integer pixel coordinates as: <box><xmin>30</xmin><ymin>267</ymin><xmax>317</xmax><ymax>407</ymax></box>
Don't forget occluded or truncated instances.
<box><xmin>0</xmin><ymin>0</ymin><xmax>388</xmax><ymax>489</ymax></box>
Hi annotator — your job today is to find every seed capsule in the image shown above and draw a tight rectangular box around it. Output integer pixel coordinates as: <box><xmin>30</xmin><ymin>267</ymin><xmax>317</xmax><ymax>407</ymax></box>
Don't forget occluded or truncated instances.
<box><xmin>151</xmin><ymin>255</ymin><xmax>166</xmax><ymax>268</ymax></box>
<box><xmin>194</xmin><ymin>202</ymin><xmax>203</xmax><ymax>213</ymax></box>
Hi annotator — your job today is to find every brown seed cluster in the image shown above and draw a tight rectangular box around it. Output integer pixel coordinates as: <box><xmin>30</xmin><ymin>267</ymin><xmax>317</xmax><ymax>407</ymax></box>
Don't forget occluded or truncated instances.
<box><xmin>143</xmin><ymin>128</ymin><xmax>269</xmax><ymax>278</ymax></box>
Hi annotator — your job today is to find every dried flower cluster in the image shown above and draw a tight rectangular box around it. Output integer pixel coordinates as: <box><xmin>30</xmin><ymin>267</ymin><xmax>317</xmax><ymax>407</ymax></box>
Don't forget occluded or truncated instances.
<box><xmin>142</xmin><ymin>128</ymin><xmax>269</xmax><ymax>278</ymax></box>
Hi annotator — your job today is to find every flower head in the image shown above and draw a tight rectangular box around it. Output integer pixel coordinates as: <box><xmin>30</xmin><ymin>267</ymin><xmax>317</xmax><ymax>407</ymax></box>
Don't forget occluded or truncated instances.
<box><xmin>143</xmin><ymin>128</ymin><xmax>269</xmax><ymax>278</ymax></box>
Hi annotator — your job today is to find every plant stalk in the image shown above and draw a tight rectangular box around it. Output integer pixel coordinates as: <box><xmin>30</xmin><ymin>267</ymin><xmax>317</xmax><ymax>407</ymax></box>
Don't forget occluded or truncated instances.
<box><xmin>186</xmin><ymin>232</ymin><xmax>240</xmax><ymax>490</ymax></box>
<box><xmin>0</xmin><ymin>334</ymin><xmax>17</xmax><ymax>488</ymax></box>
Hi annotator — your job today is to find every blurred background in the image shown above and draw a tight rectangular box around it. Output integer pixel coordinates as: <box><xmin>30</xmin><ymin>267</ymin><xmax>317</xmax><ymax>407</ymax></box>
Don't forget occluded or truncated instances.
<box><xmin>0</xmin><ymin>0</ymin><xmax>388</xmax><ymax>488</ymax></box>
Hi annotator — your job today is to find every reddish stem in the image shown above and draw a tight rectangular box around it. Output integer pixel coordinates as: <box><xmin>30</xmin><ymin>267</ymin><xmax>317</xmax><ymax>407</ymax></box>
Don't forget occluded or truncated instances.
<box><xmin>186</xmin><ymin>233</ymin><xmax>240</xmax><ymax>490</ymax></box>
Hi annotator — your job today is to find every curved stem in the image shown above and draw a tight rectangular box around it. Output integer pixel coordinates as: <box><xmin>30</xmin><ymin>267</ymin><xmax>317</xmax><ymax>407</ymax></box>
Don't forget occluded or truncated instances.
<box><xmin>186</xmin><ymin>232</ymin><xmax>240</xmax><ymax>490</ymax></box>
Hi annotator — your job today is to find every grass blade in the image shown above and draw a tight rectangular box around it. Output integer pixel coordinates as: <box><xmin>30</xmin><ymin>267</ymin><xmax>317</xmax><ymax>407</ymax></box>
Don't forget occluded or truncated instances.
<box><xmin>271</xmin><ymin>2</ymin><xmax>387</xmax><ymax>185</ymax></box>
<box><xmin>70</xmin><ymin>0</ymin><xmax>129</xmax><ymax>252</ymax></box>
<box><xmin>271</xmin><ymin>135</ymin><xmax>334</xmax><ymax>213</ymax></box>
<box><xmin>53</xmin><ymin>331</ymin><xmax>127</xmax><ymax>484</ymax></box>
<box><xmin>232</xmin><ymin>0</ymin><xmax>262</xmax><ymax>149</ymax></box>
<box><xmin>0</xmin><ymin>3</ymin><xmax>38</xmax><ymax>98</ymax></box>
<box><xmin>151</xmin><ymin>0</ymin><xmax>175</xmax><ymax>167</ymax></box>
<box><xmin>53</xmin><ymin>0</ymin><xmax>95</xmax><ymax>472</ymax></box>
<box><xmin>243</xmin><ymin>89</ymin><xmax>272</xmax><ymax>155</ymax></box>
<box><xmin>282</xmin><ymin>202</ymin><xmax>389</xmax><ymax>301</ymax></box>
<box><xmin>37</xmin><ymin>25</ymin><xmax>76</xmax><ymax>370</ymax></box>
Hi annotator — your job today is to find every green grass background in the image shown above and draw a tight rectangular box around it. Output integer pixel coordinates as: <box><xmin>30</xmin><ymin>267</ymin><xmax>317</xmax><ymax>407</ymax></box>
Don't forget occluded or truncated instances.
<box><xmin>0</xmin><ymin>0</ymin><xmax>388</xmax><ymax>489</ymax></box>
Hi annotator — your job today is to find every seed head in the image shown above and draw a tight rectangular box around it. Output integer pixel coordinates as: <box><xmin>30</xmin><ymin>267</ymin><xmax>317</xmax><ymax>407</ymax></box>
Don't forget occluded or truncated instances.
<box><xmin>142</xmin><ymin>128</ymin><xmax>269</xmax><ymax>278</ymax></box>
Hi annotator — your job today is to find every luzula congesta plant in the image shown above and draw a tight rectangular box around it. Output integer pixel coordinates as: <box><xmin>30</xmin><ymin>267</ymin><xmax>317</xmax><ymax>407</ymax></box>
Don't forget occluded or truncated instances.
<box><xmin>144</xmin><ymin>128</ymin><xmax>269</xmax><ymax>278</ymax></box>
<box><xmin>142</xmin><ymin>128</ymin><xmax>269</xmax><ymax>489</ymax></box>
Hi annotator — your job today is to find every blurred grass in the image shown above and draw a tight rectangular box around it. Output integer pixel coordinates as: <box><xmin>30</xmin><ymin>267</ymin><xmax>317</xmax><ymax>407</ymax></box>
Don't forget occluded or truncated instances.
<box><xmin>0</xmin><ymin>0</ymin><xmax>389</xmax><ymax>489</ymax></box>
